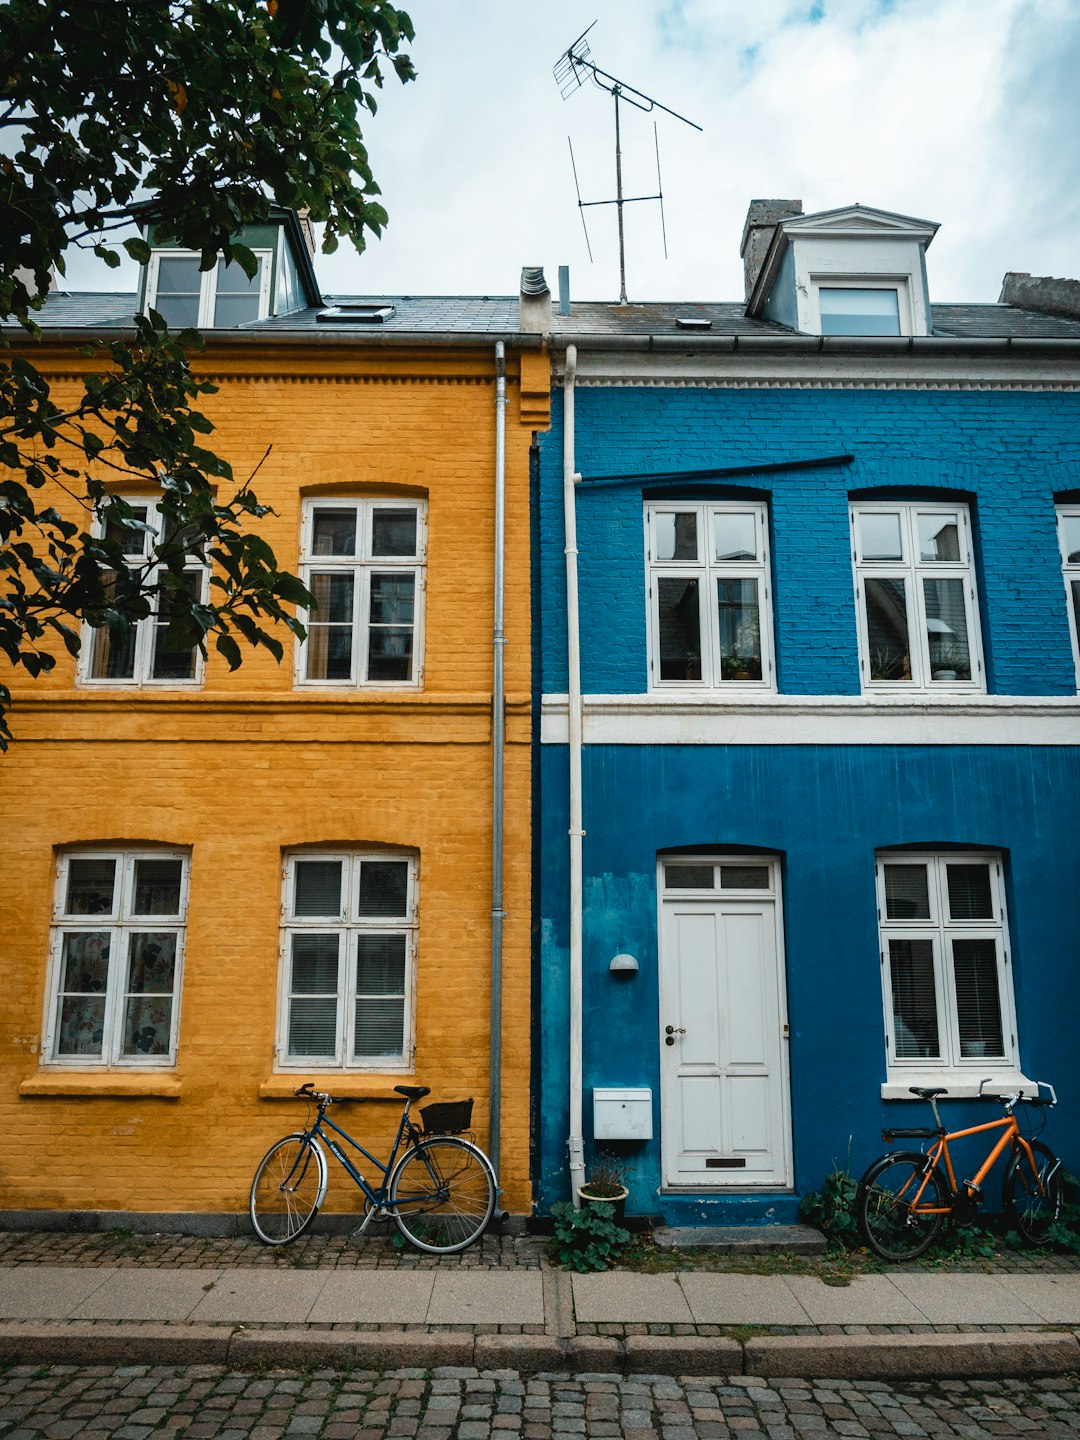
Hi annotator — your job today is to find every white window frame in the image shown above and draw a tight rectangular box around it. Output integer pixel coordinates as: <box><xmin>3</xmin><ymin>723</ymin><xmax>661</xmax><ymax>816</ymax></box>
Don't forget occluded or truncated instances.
<box><xmin>812</xmin><ymin>276</ymin><xmax>913</xmax><ymax>337</ymax></box>
<box><xmin>78</xmin><ymin>497</ymin><xmax>208</xmax><ymax>688</ymax></box>
<box><xmin>145</xmin><ymin>248</ymin><xmax>273</xmax><ymax>327</ymax></box>
<box><xmin>296</xmin><ymin>498</ymin><xmax>427</xmax><ymax>689</ymax></box>
<box><xmin>645</xmin><ymin>500</ymin><xmax>775</xmax><ymax>691</ymax></box>
<box><xmin>876</xmin><ymin>851</ymin><xmax>1024</xmax><ymax>1092</ymax></box>
<box><xmin>1056</xmin><ymin>505</ymin><xmax>1080</xmax><ymax>688</ymax></box>
<box><xmin>276</xmin><ymin>851</ymin><xmax>418</xmax><ymax>1073</ymax></box>
<box><xmin>43</xmin><ymin>849</ymin><xmax>189</xmax><ymax>1068</ymax></box>
<box><xmin>851</xmin><ymin>501</ymin><xmax>984</xmax><ymax>693</ymax></box>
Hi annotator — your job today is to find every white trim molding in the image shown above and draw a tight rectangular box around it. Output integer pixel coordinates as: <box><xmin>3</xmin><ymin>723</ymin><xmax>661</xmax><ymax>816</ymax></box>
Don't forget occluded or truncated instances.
<box><xmin>540</xmin><ymin>692</ymin><xmax>1080</xmax><ymax>746</ymax></box>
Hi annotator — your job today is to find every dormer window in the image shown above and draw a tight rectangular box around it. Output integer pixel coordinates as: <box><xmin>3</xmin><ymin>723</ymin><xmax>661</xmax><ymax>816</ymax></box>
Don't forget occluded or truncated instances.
<box><xmin>743</xmin><ymin>203</ymin><xmax>936</xmax><ymax>338</ymax></box>
<box><xmin>145</xmin><ymin>250</ymin><xmax>272</xmax><ymax>329</ymax></box>
<box><xmin>818</xmin><ymin>283</ymin><xmax>904</xmax><ymax>336</ymax></box>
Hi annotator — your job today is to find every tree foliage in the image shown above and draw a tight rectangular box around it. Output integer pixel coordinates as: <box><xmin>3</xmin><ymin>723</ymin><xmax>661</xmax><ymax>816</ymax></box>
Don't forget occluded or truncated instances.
<box><xmin>0</xmin><ymin>0</ymin><xmax>416</xmax><ymax>745</ymax></box>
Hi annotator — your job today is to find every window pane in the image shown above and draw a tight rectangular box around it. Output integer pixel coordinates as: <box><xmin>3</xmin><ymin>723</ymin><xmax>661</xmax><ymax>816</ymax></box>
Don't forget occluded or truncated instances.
<box><xmin>371</xmin><ymin>510</ymin><xmax>418</xmax><ymax>557</ymax></box>
<box><xmin>125</xmin><ymin>932</ymin><xmax>177</xmax><ymax>992</ymax></box>
<box><xmin>713</xmin><ymin>511</ymin><xmax>757</xmax><ymax>561</ymax></box>
<box><xmin>1062</xmin><ymin>514</ymin><xmax>1080</xmax><ymax>564</ymax></box>
<box><xmin>87</xmin><ymin>571</ymin><xmax>138</xmax><ymax>679</ymax></box>
<box><xmin>883</xmin><ymin>864</ymin><xmax>930</xmax><ymax>920</ymax></box>
<box><xmin>294</xmin><ymin>861</ymin><xmax>343</xmax><ymax>918</ymax></box>
<box><xmin>107</xmin><ymin>505</ymin><xmax>152</xmax><ymax>558</ymax></box>
<box><xmin>311</xmin><ymin>509</ymin><xmax>357</xmax><ymax>557</ymax></box>
<box><xmin>923</xmin><ymin>579</ymin><xmax>971</xmax><ymax>680</ymax></box>
<box><xmin>306</xmin><ymin>573</ymin><xmax>355</xmax><ymax>681</ymax></box>
<box><xmin>1071</xmin><ymin>579</ymin><xmax>1080</xmax><ymax>650</ymax></box>
<box><xmin>132</xmin><ymin>860</ymin><xmax>183</xmax><ymax>915</ymax></box>
<box><xmin>918</xmin><ymin>514</ymin><xmax>961</xmax><ymax>562</ymax></box>
<box><xmin>151</xmin><ymin>571</ymin><xmax>199</xmax><ymax>681</ymax></box>
<box><xmin>358</xmin><ymin>861</ymin><xmax>409</xmax><ymax>917</ymax></box>
<box><xmin>657</xmin><ymin>577</ymin><xmax>701</xmax><ymax>680</ymax></box>
<box><xmin>288</xmin><ymin>999</ymin><xmax>338</xmax><ymax>1057</ymax></box>
<box><xmin>213</xmin><ymin>258</ymin><xmax>264</xmax><ymax>327</ymax></box>
<box><xmin>858</xmin><ymin>512</ymin><xmax>903</xmax><ymax>561</ymax></box>
<box><xmin>309</xmin><ymin>572</ymin><xmax>355</xmax><ymax>621</ymax></box>
<box><xmin>655</xmin><ymin>512</ymin><xmax>698</xmax><ymax>562</ymax></box>
<box><xmin>888</xmin><ymin>939</ymin><xmax>940</xmax><ymax>1058</ymax></box>
<box><xmin>864</xmin><ymin>578</ymin><xmax>910</xmax><ymax>680</ymax></box>
<box><xmin>122</xmin><ymin>995</ymin><xmax>174</xmax><ymax>1056</ymax></box>
<box><xmin>820</xmin><ymin>287</ymin><xmax>901</xmax><ymax>335</ymax></box>
<box><xmin>946</xmin><ymin>864</ymin><xmax>993</xmax><ymax>920</ymax></box>
<box><xmin>291</xmin><ymin>933</ymin><xmax>340</xmax><ymax>991</ymax></box>
<box><xmin>717</xmin><ymin>578</ymin><xmax>761</xmax><ymax>680</ymax></box>
<box><xmin>57</xmin><ymin>995</ymin><xmax>107</xmax><ymax>1056</ymax></box>
<box><xmin>59</xmin><ymin>931</ymin><xmax>111</xmax><ymax>992</ymax></box>
<box><xmin>65</xmin><ymin>859</ymin><xmax>116</xmax><ymax>916</ymax></box>
<box><xmin>156</xmin><ymin>257</ymin><xmax>202</xmax><ymax>293</ymax></box>
<box><xmin>353</xmin><ymin>998</ymin><xmax>405</xmax><ymax>1058</ymax></box>
<box><xmin>355</xmin><ymin>934</ymin><xmax>407</xmax><ymax>994</ymax></box>
<box><xmin>366</xmin><ymin>574</ymin><xmax>415</xmax><ymax>682</ymax></box>
<box><xmin>952</xmin><ymin>938</ymin><xmax>1005</xmax><ymax>1057</ymax></box>
<box><xmin>719</xmin><ymin>865</ymin><xmax>770</xmax><ymax>889</ymax></box>
<box><xmin>664</xmin><ymin>863</ymin><xmax>714</xmax><ymax>889</ymax></box>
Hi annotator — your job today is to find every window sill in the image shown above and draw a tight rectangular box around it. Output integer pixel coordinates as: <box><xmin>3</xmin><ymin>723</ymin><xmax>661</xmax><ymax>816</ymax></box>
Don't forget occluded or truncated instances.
<box><xmin>881</xmin><ymin>1072</ymin><xmax>1034</xmax><ymax>1101</ymax></box>
<box><xmin>20</xmin><ymin>1072</ymin><xmax>182</xmax><ymax>1099</ymax></box>
<box><xmin>259</xmin><ymin>1075</ymin><xmax>415</xmax><ymax>1101</ymax></box>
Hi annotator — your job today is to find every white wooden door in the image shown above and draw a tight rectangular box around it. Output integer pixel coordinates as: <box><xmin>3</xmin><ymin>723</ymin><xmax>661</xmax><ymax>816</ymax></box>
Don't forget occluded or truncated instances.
<box><xmin>659</xmin><ymin>861</ymin><xmax>791</xmax><ymax>1188</ymax></box>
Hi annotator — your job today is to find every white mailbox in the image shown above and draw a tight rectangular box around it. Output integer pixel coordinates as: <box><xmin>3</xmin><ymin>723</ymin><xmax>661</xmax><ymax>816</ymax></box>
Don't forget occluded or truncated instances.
<box><xmin>593</xmin><ymin>1087</ymin><xmax>653</xmax><ymax>1140</ymax></box>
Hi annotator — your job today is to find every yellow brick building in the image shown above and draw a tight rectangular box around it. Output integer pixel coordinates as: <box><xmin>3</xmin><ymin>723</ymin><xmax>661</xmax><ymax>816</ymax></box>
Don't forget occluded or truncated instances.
<box><xmin>0</xmin><ymin>222</ymin><xmax>549</xmax><ymax>1228</ymax></box>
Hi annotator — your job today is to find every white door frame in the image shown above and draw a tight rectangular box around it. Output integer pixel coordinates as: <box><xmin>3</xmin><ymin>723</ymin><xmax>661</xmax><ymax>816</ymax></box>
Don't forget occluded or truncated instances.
<box><xmin>657</xmin><ymin>854</ymin><xmax>793</xmax><ymax>1190</ymax></box>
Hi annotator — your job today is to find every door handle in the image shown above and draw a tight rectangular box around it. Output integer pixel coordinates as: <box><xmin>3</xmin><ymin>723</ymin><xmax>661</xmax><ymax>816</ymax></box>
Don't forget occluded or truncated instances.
<box><xmin>665</xmin><ymin>1025</ymin><xmax>686</xmax><ymax>1046</ymax></box>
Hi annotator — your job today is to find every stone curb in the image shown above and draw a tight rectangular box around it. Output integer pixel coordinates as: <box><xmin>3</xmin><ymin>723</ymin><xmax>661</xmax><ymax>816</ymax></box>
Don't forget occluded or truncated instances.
<box><xmin>2</xmin><ymin>1323</ymin><xmax>1079</xmax><ymax>1379</ymax></box>
<box><xmin>744</xmin><ymin>1330</ymin><xmax>1080</xmax><ymax>1380</ymax></box>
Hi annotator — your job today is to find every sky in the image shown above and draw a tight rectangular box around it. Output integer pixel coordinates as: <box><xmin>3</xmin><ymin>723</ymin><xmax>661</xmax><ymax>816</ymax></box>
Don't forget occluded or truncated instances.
<box><xmin>67</xmin><ymin>0</ymin><xmax>1080</xmax><ymax>306</ymax></box>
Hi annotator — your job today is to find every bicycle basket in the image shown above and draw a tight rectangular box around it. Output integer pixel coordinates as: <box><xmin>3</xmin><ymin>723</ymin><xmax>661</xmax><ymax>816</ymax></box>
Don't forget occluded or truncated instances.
<box><xmin>420</xmin><ymin>1098</ymin><xmax>474</xmax><ymax>1134</ymax></box>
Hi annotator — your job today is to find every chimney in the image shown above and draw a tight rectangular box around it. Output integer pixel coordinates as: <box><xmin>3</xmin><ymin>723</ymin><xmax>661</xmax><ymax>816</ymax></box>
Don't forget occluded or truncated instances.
<box><xmin>295</xmin><ymin>207</ymin><xmax>318</xmax><ymax>259</ymax></box>
<box><xmin>999</xmin><ymin>271</ymin><xmax>1080</xmax><ymax>321</ymax></box>
<box><xmin>740</xmin><ymin>199</ymin><xmax>803</xmax><ymax>301</ymax></box>
<box><xmin>519</xmin><ymin>266</ymin><xmax>551</xmax><ymax>335</ymax></box>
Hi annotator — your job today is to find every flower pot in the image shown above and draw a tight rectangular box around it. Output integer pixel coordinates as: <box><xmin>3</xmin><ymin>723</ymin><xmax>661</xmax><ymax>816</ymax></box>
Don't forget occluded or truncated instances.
<box><xmin>576</xmin><ymin>1185</ymin><xmax>629</xmax><ymax>1223</ymax></box>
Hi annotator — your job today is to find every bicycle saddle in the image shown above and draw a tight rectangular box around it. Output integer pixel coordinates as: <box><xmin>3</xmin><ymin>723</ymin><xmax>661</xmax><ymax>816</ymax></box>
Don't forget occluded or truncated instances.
<box><xmin>908</xmin><ymin>1086</ymin><xmax>948</xmax><ymax>1099</ymax></box>
<box><xmin>394</xmin><ymin>1085</ymin><xmax>431</xmax><ymax>1101</ymax></box>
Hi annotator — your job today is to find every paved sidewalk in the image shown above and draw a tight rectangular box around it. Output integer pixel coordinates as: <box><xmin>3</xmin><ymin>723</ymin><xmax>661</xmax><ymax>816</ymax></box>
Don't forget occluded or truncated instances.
<box><xmin>3</xmin><ymin>1253</ymin><xmax>1080</xmax><ymax>1379</ymax></box>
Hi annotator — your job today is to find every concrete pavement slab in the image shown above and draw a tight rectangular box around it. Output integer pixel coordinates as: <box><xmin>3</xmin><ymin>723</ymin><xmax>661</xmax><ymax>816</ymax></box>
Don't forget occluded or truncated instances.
<box><xmin>426</xmin><ymin>1271</ymin><xmax>544</xmax><ymax>1324</ymax></box>
<box><xmin>308</xmin><ymin>1269</ymin><xmax>434</xmax><ymax>1324</ymax></box>
<box><xmin>189</xmin><ymin>1267</ymin><xmax>328</xmax><ymax>1323</ymax></box>
<box><xmin>0</xmin><ymin>1265</ymin><xmax>114</xmax><ymax>1319</ymax></box>
<box><xmin>784</xmin><ymin>1274</ymin><xmax>926</xmax><ymax>1325</ymax></box>
<box><xmin>68</xmin><ymin>1267</ymin><xmax>222</xmax><ymax>1321</ymax></box>
<box><xmin>890</xmin><ymin>1271</ymin><xmax>1044</xmax><ymax>1324</ymax></box>
<box><xmin>678</xmin><ymin>1273</ymin><xmax>811</xmax><ymax>1326</ymax></box>
<box><xmin>572</xmin><ymin>1272</ymin><xmax>693</xmax><ymax>1323</ymax></box>
<box><xmin>1003</xmin><ymin>1274</ymin><xmax>1080</xmax><ymax>1323</ymax></box>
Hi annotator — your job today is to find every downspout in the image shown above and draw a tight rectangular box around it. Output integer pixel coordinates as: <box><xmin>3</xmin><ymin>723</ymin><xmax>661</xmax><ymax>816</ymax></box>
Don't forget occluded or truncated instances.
<box><xmin>563</xmin><ymin>344</ymin><xmax>586</xmax><ymax>1201</ymax></box>
<box><xmin>489</xmin><ymin>340</ymin><xmax>507</xmax><ymax>1182</ymax></box>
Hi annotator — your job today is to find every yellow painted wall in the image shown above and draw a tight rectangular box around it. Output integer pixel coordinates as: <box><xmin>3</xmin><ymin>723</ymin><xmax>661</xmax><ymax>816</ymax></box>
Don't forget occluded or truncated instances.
<box><xmin>0</xmin><ymin>342</ymin><xmax>545</xmax><ymax>1219</ymax></box>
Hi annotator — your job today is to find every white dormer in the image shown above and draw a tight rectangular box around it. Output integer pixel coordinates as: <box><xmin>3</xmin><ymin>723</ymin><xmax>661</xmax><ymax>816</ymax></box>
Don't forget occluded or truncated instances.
<box><xmin>744</xmin><ymin>203</ymin><xmax>939</xmax><ymax>337</ymax></box>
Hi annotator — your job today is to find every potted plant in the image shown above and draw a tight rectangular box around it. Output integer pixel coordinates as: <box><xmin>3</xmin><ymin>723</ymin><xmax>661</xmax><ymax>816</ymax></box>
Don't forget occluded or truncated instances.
<box><xmin>930</xmin><ymin>645</ymin><xmax>970</xmax><ymax>681</ymax></box>
<box><xmin>577</xmin><ymin>1152</ymin><xmax>630</xmax><ymax>1222</ymax></box>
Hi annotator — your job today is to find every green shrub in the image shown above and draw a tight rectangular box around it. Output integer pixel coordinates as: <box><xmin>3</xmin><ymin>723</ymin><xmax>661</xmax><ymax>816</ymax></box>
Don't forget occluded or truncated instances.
<box><xmin>800</xmin><ymin>1169</ymin><xmax>860</xmax><ymax>1250</ymax></box>
<box><xmin>549</xmin><ymin>1200</ymin><xmax>630</xmax><ymax>1273</ymax></box>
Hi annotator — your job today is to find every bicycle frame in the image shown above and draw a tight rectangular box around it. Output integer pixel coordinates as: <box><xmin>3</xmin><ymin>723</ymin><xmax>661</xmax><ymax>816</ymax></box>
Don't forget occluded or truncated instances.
<box><xmin>281</xmin><ymin>1100</ymin><xmax>429</xmax><ymax>1224</ymax></box>
<box><xmin>900</xmin><ymin>1106</ymin><xmax>1047</xmax><ymax>1215</ymax></box>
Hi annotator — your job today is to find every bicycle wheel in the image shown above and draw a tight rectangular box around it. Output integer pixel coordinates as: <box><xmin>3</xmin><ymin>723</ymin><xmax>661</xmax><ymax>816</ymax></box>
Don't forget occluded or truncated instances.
<box><xmin>857</xmin><ymin>1151</ymin><xmax>948</xmax><ymax>1260</ymax></box>
<box><xmin>388</xmin><ymin>1136</ymin><xmax>497</xmax><ymax>1254</ymax></box>
<box><xmin>1004</xmin><ymin>1139</ymin><xmax>1063</xmax><ymax>1245</ymax></box>
<box><xmin>249</xmin><ymin>1133</ymin><xmax>327</xmax><ymax>1245</ymax></box>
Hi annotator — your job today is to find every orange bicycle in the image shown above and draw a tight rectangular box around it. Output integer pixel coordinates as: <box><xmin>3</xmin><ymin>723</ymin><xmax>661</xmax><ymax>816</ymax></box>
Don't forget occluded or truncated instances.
<box><xmin>856</xmin><ymin>1080</ymin><xmax>1063</xmax><ymax>1260</ymax></box>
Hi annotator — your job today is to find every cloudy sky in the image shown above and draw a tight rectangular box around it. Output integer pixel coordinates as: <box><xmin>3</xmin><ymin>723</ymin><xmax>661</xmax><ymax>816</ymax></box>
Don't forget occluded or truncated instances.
<box><xmin>71</xmin><ymin>0</ymin><xmax>1080</xmax><ymax>306</ymax></box>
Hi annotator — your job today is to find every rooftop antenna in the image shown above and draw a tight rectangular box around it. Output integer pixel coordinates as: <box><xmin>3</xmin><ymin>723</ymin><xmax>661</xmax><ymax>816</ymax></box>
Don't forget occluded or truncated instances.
<box><xmin>554</xmin><ymin>22</ymin><xmax>702</xmax><ymax>304</ymax></box>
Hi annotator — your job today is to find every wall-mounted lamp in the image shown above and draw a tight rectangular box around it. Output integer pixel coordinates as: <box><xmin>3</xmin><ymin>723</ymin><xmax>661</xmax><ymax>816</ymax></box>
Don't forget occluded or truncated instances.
<box><xmin>609</xmin><ymin>952</ymin><xmax>639</xmax><ymax>976</ymax></box>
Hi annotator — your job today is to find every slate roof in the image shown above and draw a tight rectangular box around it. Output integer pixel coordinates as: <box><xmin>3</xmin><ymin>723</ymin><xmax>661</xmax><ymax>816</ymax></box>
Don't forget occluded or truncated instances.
<box><xmin>18</xmin><ymin>289</ymin><xmax>1080</xmax><ymax>342</ymax></box>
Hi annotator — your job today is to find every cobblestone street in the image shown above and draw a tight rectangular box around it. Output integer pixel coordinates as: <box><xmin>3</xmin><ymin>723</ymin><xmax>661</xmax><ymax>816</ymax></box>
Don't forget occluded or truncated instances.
<box><xmin>3</xmin><ymin>1364</ymin><xmax>1080</xmax><ymax>1439</ymax></box>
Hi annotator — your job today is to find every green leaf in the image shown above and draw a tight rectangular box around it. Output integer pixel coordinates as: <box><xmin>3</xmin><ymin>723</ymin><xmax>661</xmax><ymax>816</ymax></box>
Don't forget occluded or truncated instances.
<box><xmin>123</xmin><ymin>237</ymin><xmax>153</xmax><ymax>265</ymax></box>
<box><xmin>215</xmin><ymin>632</ymin><xmax>243</xmax><ymax>671</ymax></box>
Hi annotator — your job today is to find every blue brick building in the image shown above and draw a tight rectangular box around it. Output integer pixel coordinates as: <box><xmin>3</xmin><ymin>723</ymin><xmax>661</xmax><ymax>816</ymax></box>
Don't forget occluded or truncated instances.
<box><xmin>533</xmin><ymin>202</ymin><xmax>1080</xmax><ymax>1225</ymax></box>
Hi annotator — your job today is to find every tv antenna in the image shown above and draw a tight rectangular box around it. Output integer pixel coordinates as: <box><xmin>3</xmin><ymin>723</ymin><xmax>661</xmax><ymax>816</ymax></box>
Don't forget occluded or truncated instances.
<box><xmin>554</xmin><ymin>22</ymin><xmax>702</xmax><ymax>304</ymax></box>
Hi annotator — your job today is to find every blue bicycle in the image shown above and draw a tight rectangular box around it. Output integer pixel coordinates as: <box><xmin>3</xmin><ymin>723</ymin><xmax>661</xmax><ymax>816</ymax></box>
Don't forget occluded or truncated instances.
<box><xmin>249</xmin><ymin>1082</ymin><xmax>497</xmax><ymax>1254</ymax></box>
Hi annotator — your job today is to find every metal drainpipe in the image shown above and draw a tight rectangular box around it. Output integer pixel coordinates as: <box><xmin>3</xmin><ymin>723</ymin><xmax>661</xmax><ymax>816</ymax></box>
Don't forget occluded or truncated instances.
<box><xmin>489</xmin><ymin>340</ymin><xmax>507</xmax><ymax>1181</ymax></box>
<box><xmin>563</xmin><ymin>344</ymin><xmax>586</xmax><ymax>1202</ymax></box>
